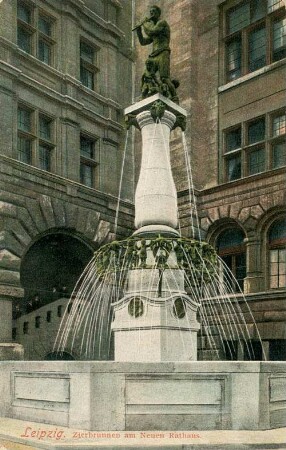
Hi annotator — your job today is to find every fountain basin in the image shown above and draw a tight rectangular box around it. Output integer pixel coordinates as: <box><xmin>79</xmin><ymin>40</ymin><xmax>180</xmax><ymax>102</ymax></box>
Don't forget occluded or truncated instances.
<box><xmin>1</xmin><ymin>361</ymin><xmax>285</xmax><ymax>431</ymax></box>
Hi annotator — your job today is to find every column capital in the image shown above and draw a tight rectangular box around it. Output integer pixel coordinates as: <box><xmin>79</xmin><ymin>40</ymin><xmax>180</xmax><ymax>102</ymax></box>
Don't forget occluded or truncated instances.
<box><xmin>136</xmin><ymin>109</ymin><xmax>176</xmax><ymax>130</ymax></box>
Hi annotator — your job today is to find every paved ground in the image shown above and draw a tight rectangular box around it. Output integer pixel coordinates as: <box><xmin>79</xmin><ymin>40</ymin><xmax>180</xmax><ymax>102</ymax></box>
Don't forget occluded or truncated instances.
<box><xmin>0</xmin><ymin>418</ymin><xmax>285</xmax><ymax>449</ymax></box>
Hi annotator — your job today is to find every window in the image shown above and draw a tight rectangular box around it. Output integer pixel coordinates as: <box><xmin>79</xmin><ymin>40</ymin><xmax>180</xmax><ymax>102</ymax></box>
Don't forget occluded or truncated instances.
<box><xmin>12</xmin><ymin>328</ymin><xmax>17</xmax><ymax>340</ymax></box>
<box><xmin>17</xmin><ymin>105</ymin><xmax>55</xmax><ymax>171</ymax></box>
<box><xmin>268</xmin><ymin>219</ymin><xmax>286</xmax><ymax>289</ymax></box>
<box><xmin>224</xmin><ymin>109</ymin><xmax>286</xmax><ymax>181</ymax></box>
<box><xmin>243</xmin><ymin>340</ymin><xmax>263</xmax><ymax>360</ymax></box>
<box><xmin>269</xmin><ymin>339</ymin><xmax>286</xmax><ymax>360</ymax></box>
<box><xmin>80</xmin><ymin>135</ymin><xmax>99</xmax><ymax>188</ymax></box>
<box><xmin>247</xmin><ymin>118</ymin><xmax>265</xmax><ymax>144</ymax></box>
<box><xmin>18</xmin><ymin>106</ymin><xmax>33</xmax><ymax>164</ymax></box>
<box><xmin>57</xmin><ymin>305</ymin><xmax>62</xmax><ymax>317</ymax></box>
<box><xmin>271</xmin><ymin>112</ymin><xmax>286</xmax><ymax>168</ymax></box>
<box><xmin>17</xmin><ymin>1</ymin><xmax>55</xmax><ymax>66</ymax></box>
<box><xmin>23</xmin><ymin>322</ymin><xmax>29</xmax><ymax>334</ymax></box>
<box><xmin>46</xmin><ymin>311</ymin><xmax>52</xmax><ymax>323</ymax></box>
<box><xmin>35</xmin><ymin>316</ymin><xmax>41</xmax><ymax>328</ymax></box>
<box><xmin>224</xmin><ymin>0</ymin><xmax>286</xmax><ymax>81</ymax></box>
<box><xmin>80</xmin><ymin>40</ymin><xmax>99</xmax><ymax>90</ymax></box>
<box><xmin>223</xmin><ymin>340</ymin><xmax>238</xmax><ymax>360</ymax></box>
<box><xmin>217</xmin><ymin>228</ymin><xmax>246</xmax><ymax>292</ymax></box>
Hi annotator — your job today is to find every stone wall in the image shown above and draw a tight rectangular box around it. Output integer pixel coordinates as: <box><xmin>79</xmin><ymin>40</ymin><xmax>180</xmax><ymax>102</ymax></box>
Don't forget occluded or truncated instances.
<box><xmin>0</xmin><ymin>361</ymin><xmax>285</xmax><ymax>431</ymax></box>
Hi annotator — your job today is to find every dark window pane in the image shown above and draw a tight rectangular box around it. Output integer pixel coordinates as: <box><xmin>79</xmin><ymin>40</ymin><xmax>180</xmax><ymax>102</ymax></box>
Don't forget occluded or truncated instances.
<box><xmin>273</xmin><ymin>142</ymin><xmax>286</xmax><ymax>168</ymax></box>
<box><xmin>268</xmin><ymin>0</ymin><xmax>285</xmax><ymax>13</ymax></box>
<box><xmin>227</xmin><ymin>38</ymin><xmax>242</xmax><ymax>80</ymax></box>
<box><xmin>223</xmin><ymin>340</ymin><xmax>238</xmax><ymax>360</ymax></box>
<box><xmin>18</xmin><ymin>108</ymin><xmax>31</xmax><ymax>132</ymax></box>
<box><xmin>248</xmin><ymin>118</ymin><xmax>265</xmax><ymax>144</ymax></box>
<box><xmin>272</xmin><ymin>114</ymin><xmax>286</xmax><ymax>136</ymax></box>
<box><xmin>80</xmin><ymin>66</ymin><xmax>94</xmax><ymax>89</ymax></box>
<box><xmin>35</xmin><ymin>316</ymin><xmax>41</xmax><ymax>328</ymax></box>
<box><xmin>273</xmin><ymin>18</ymin><xmax>286</xmax><ymax>62</ymax></box>
<box><xmin>269</xmin><ymin>219</ymin><xmax>286</xmax><ymax>243</ymax></box>
<box><xmin>80</xmin><ymin>136</ymin><xmax>94</xmax><ymax>158</ymax></box>
<box><xmin>80</xmin><ymin>41</ymin><xmax>94</xmax><ymax>63</ymax></box>
<box><xmin>218</xmin><ymin>228</ymin><xmax>245</xmax><ymax>252</ymax></box>
<box><xmin>248</xmin><ymin>148</ymin><xmax>265</xmax><ymax>175</ymax></box>
<box><xmin>228</xmin><ymin>3</ymin><xmax>250</xmax><ymax>34</ymax></box>
<box><xmin>39</xmin><ymin>145</ymin><xmax>51</xmax><ymax>171</ymax></box>
<box><xmin>251</xmin><ymin>0</ymin><xmax>266</xmax><ymax>22</ymax></box>
<box><xmin>23</xmin><ymin>322</ymin><xmax>29</xmax><ymax>334</ymax></box>
<box><xmin>226</xmin><ymin>127</ymin><xmax>241</xmax><ymax>151</ymax></box>
<box><xmin>244</xmin><ymin>341</ymin><xmax>262</xmax><ymax>361</ymax></box>
<box><xmin>17</xmin><ymin>2</ymin><xmax>31</xmax><ymax>23</ymax></box>
<box><xmin>235</xmin><ymin>252</ymin><xmax>247</xmax><ymax>289</ymax></box>
<box><xmin>249</xmin><ymin>27</ymin><xmax>266</xmax><ymax>72</ymax></box>
<box><xmin>46</xmin><ymin>311</ymin><xmax>52</xmax><ymax>322</ymax></box>
<box><xmin>227</xmin><ymin>154</ymin><xmax>241</xmax><ymax>181</ymax></box>
<box><xmin>80</xmin><ymin>163</ymin><xmax>93</xmax><ymax>187</ymax></box>
<box><xmin>38</xmin><ymin>39</ymin><xmax>51</xmax><ymax>64</ymax></box>
<box><xmin>18</xmin><ymin>137</ymin><xmax>32</xmax><ymax>164</ymax></box>
<box><xmin>39</xmin><ymin>16</ymin><xmax>52</xmax><ymax>36</ymax></box>
<box><xmin>269</xmin><ymin>340</ymin><xmax>286</xmax><ymax>360</ymax></box>
<box><xmin>39</xmin><ymin>115</ymin><xmax>52</xmax><ymax>140</ymax></box>
<box><xmin>17</xmin><ymin>26</ymin><xmax>31</xmax><ymax>53</ymax></box>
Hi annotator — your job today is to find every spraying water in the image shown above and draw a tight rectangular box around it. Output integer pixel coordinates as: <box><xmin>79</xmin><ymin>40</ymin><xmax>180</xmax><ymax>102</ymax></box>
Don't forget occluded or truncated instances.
<box><xmin>54</xmin><ymin>113</ymin><xmax>265</xmax><ymax>362</ymax></box>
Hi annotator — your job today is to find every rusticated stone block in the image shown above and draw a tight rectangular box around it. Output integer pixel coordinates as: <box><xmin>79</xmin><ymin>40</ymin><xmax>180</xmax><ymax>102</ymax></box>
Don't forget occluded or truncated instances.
<box><xmin>0</xmin><ymin>230</ymin><xmax>24</xmax><ymax>257</ymax></box>
<box><xmin>250</xmin><ymin>205</ymin><xmax>264</xmax><ymax>219</ymax></box>
<box><xmin>39</xmin><ymin>195</ymin><xmax>56</xmax><ymax>229</ymax></box>
<box><xmin>51</xmin><ymin>198</ymin><xmax>66</xmax><ymax>228</ymax></box>
<box><xmin>201</xmin><ymin>217</ymin><xmax>211</xmax><ymax>231</ymax></box>
<box><xmin>84</xmin><ymin>211</ymin><xmax>101</xmax><ymax>240</ymax></box>
<box><xmin>94</xmin><ymin>220</ymin><xmax>111</xmax><ymax>244</ymax></box>
<box><xmin>25</xmin><ymin>199</ymin><xmax>46</xmax><ymax>233</ymax></box>
<box><xmin>238</xmin><ymin>207</ymin><xmax>251</xmax><ymax>223</ymax></box>
<box><xmin>0</xmin><ymin>201</ymin><xmax>17</xmax><ymax>218</ymax></box>
<box><xmin>207</xmin><ymin>208</ymin><xmax>220</xmax><ymax>223</ymax></box>
<box><xmin>230</xmin><ymin>202</ymin><xmax>243</xmax><ymax>220</ymax></box>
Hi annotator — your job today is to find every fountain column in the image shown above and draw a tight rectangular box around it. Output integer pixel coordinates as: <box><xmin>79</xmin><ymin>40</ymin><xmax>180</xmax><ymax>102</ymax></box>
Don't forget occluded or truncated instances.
<box><xmin>111</xmin><ymin>94</ymin><xmax>201</xmax><ymax>362</ymax></box>
<box><xmin>133</xmin><ymin>108</ymin><xmax>178</xmax><ymax>237</ymax></box>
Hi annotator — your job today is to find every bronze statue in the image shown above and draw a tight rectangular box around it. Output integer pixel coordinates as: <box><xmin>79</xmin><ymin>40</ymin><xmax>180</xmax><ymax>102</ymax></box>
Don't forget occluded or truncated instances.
<box><xmin>133</xmin><ymin>5</ymin><xmax>179</xmax><ymax>103</ymax></box>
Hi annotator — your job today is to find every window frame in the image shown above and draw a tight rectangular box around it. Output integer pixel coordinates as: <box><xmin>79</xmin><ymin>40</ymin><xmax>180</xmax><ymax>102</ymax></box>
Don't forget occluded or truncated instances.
<box><xmin>80</xmin><ymin>39</ymin><xmax>99</xmax><ymax>90</ymax></box>
<box><xmin>216</xmin><ymin>227</ymin><xmax>246</xmax><ymax>293</ymax></box>
<box><xmin>223</xmin><ymin>108</ymin><xmax>286</xmax><ymax>181</ymax></box>
<box><xmin>80</xmin><ymin>134</ymin><xmax>99</xmax><ymax>188</ymax></box>
<box><xmin>267</xmin><ymin>218</ymin><xmax>286</xmax><ymax>289</ymax></box>
<box><xmin>222</xmin><ymin>0</ymin><xmax>286</xmax><ymax>83</ymax></box>
<box><xmin>17</xmin><ymin>0</ymin><xmax>56</xmax><ymax>66</ymax></box>
<box><xmin>17</xmin><ymin>103</ymin><xmax>55</xmax><ymax>172</ymax></box>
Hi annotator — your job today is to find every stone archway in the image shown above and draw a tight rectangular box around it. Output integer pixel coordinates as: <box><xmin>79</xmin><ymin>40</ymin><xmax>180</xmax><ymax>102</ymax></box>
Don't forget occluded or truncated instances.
<box><xmin>20</xmin><ymin>230</ymin><xmax>94</xmax><ymax>312</ymax></box>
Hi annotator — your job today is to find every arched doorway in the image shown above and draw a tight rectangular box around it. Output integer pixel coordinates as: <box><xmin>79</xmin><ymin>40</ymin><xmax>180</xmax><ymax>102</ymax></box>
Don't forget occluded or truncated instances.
<box><xmin>20</xmin><ymin>230</ymin><xmax>94</xmax><ymax>313</ymax></box>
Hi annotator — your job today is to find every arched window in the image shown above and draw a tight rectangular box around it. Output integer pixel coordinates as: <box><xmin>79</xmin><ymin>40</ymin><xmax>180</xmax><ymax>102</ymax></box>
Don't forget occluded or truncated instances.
<box><xmin>268</xmin><ymin>219</ymin><xmax>286</xmax><ymax>289</ymax></box>
<box><xmin>217</xmin><ymin>228</ymin><xmax>246</xmax><ymax>292</ymax></box>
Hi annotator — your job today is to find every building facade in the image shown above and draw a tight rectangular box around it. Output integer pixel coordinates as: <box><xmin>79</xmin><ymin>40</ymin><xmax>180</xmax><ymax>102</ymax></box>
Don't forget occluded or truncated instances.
<box><xmin>0</xmin><ymin>0</ymin><xmax>135</xmax><ymax>359</ymax></box>
<box><xmin>1</xmin><ymin>0</ymin><xmax>285</xmax><ymax>361</ymax></box>
<box><xmin>134</xmin><ymin>0</ymin><xmax>286</xmax><ymax>360</ymax></box>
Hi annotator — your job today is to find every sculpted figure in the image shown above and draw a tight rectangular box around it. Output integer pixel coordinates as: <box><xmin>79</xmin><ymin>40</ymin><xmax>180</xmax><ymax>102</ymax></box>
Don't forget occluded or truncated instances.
<box><xmin>141</xmin><ymin>58</ymin><xmax>161</xmax><ymax>98</ymax></box>
<box><xmin>134</xmin><ymin>5</ymin><xmax>179</xmax><ymax>103</ymax></box>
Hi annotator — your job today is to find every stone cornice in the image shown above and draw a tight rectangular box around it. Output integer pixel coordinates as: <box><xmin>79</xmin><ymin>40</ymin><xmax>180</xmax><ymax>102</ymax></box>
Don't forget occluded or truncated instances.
<box><xmin>178</xmin><ymin>166</ymin><xmax>286</xmax><ymax>200</ymax></box>
<box><xmin>202</xmin><ymin>289</ymin><xmax>286</xmax><ymax>304</ymax></box>
<box><xmin>0</xmin><ymin>59</ymin><xmax>125</xmax><ymax>133</ymax></box>
<box><xmin>0</xmin><ymin>155</ymin><xmax>134</xmax><ymax>213</ymax></box>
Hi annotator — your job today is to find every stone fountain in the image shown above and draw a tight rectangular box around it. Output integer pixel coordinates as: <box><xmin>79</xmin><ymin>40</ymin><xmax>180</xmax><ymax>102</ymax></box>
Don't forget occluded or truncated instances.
<box><xmin>0</xmin><ymin>6</ymin><xmax>285</xmax><ymax>439</ymax></box>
